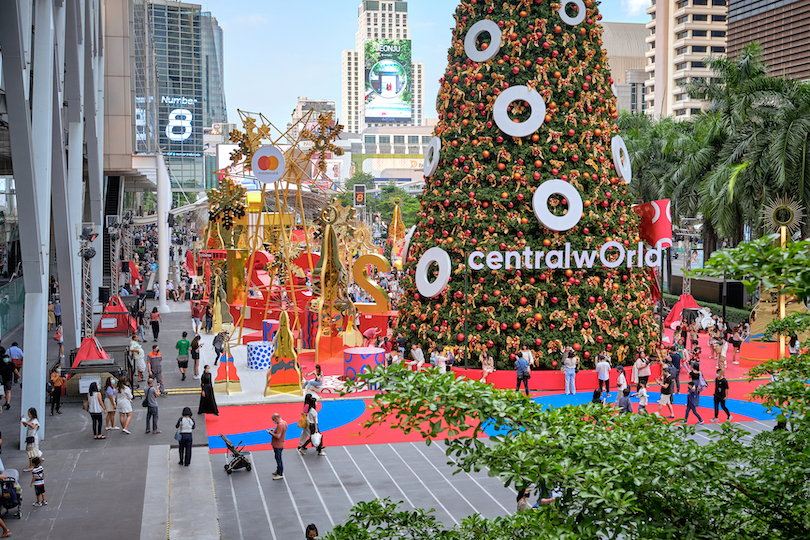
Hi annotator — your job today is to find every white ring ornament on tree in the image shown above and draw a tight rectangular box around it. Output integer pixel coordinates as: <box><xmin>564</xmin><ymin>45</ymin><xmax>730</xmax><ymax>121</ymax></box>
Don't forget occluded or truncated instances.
<box><xmin>532</xmin><ymin>180</ymin><xmax>584</xmax><ymax>232</ymax></box>
<box><xmin>415</xmin><ymin>247</ymin><xmax>452</xmax><ymax>298</ymax></box>
<box><xmin>493</xmin><ymin>86</ymin><xmax>547</xmax><ymax>138</ymax></box>
<box><xmin>611</xmin><ymin>135</ymin><xmax>632</xmax><ymax>183</ymax></box>
<box><xmin>464</xmin><ymin>20</ymin><xmax>502</xmax><ymax>63</ymax></box>
<box><xmin>558</xmin><ymin>0</ymin><xmax>586</xmax><ymax>26</ymax></box>
<box><xmin>424</xmin><ymin>137</ymin><xmax>441</xmax><ymax>177</ymax></box>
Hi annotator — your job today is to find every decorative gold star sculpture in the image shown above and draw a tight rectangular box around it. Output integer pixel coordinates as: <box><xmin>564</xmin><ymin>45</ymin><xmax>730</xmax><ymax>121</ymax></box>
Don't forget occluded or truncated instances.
<box><xmin>207</xmin><ymin>178</ymin><xmax>247</xmax><ymax>231</ymax></box>
<box><xmin>301</xmin><ymin>113</ymin><xmax>345</xmax><ymax>173</ymax></box>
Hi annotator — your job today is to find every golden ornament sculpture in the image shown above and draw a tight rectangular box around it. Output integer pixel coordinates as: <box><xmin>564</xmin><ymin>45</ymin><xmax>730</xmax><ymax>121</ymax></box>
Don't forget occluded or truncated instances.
<box><xmin>301</xmin><ymin>113</ymin><xmax>345</xmax><ymax>173</ymax></box>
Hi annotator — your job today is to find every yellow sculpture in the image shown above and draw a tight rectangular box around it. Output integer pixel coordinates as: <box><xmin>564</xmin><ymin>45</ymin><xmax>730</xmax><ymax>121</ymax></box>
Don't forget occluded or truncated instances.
<box><xmin>352</xmin><ymin>253</ymin><xmax>391</xmax><ymax>314</ymax></box>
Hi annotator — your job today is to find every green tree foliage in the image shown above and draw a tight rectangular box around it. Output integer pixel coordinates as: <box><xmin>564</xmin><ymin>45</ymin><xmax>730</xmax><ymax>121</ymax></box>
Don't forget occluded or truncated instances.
<box><xmin>376</xmin><ymin>183</ymin><xmax>420</xmax><ymax>227</ymax></box>
<box><xmin>324</xmin><ymin>360</ymin><xmax>810</xmax><ymax>540</ymax></box>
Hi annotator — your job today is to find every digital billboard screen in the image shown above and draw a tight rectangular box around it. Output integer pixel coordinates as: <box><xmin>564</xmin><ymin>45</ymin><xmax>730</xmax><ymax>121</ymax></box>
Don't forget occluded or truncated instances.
<box><xmin>364</xmin><ymin>39</ymin><xmax>412</xmax><ymax>124</ymax></box>
<box><xmin>159</xmin><ymin>95</ymin><xmax>203</xmax><ymax>158</ymax></box>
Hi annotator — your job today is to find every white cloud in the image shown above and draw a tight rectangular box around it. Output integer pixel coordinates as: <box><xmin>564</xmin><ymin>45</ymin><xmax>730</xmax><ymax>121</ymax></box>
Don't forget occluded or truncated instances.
<box><xmin>622</xmin><ymin>0</ymin><xmax>649</xmax><ymax>17</ymax></box>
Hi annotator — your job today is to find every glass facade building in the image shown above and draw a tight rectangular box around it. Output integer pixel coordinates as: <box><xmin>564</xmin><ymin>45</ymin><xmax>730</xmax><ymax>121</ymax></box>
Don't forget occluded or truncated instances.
<box><xmin>137</xmin><ymin>0</ymin><xmax>226</xmax><ymax>193</ymax></box>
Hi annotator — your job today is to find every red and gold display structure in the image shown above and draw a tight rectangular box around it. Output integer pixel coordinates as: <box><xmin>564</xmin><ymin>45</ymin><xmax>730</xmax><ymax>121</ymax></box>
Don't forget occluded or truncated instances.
<box><xmin>397</xmin><ymin>0</ymin><xmax>659</xmax><ymax>368</ymax></box>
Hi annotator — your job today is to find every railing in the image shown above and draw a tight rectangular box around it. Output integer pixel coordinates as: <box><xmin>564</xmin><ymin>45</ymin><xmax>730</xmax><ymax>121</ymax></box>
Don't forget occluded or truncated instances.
<box><xmin>0</xmin><ymin>278</ymin><xmax>25</xmax><ymax>338</ymax></box>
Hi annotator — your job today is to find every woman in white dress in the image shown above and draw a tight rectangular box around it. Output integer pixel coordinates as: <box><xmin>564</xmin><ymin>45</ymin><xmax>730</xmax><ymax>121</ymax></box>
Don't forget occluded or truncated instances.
<box><xmin>22</xmin><ymin>408</ymin><xmax>41</xmax><ymax>471</ymax></box>
<box><xmin>116</xmin><ymin>378</ymin><xmax>134</xmax><ymax>434</ymax></box>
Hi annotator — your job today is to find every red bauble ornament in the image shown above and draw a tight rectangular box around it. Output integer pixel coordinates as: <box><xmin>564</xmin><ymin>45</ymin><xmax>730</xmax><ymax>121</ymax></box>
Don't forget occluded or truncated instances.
<box><xmin>433</xmin><ymin>326</ymin><xmax>440</xmax><ymax>332</ymax></box>
<box><xmin>535</xmin><ymin>338</ymin><xmax>543</xmax><ymax>346</ymax></box>
<box><xmin>500</xmin><ymin>322</ymin><xmax>508</xmax><ymax>330</ymax></box>
<box><xmin>583</xmin><ymin>351</ymin><xmax>590</xmax><ymax>359</ymax></box>
<box><xmin>513</xmin><ymin>322</ymin><xmax>521</xmax><ymax>330</ymax></box>
<box><xmin>410</xmin><ymin>324</ymin><xmax>416</xmax><ymax>331</ymax></box>
<box><xmin>551</xmin><ymin>296</ymin><xmax>559</xmax><ymax>304</ymax></box>
<box><xmin>476</xmin><ymin>324</ymin><xmax>483</xmax><ymax>331</ymax></box>
<box><xmin>457</xmin><ymin>333</ymin><xmax>466</xmax><ymax>342</ymax></box>
<box><xmin>509</xmin><ymin>353</ymin><xmax>516</xmax><ymax>361</ymax></box>
<box><xmin>588</xmin><ymin>296</ymin><xmax>596</xmax><ymax>303</ymax></box>
<box><xmin>596</xmin><ymin>335</ymin><xmax>603</xmax><ymax>343</ymax></box>
<box><xmin>607</xmin><ymin>344</ymin><xmax>613</xmax><ymax>351</ymax></box>
<box><xmin>551</xmin><ymin>360</ymin><xmax>558</xmax><ymax>367</ymax></box>
<box><xmin>487</xmin><ymin>340</ymin><xmax>494</xmax><ymax>348</ymax></box>
<box><xmin>534</xmin><ymin>313</ymin><xmax>542</xmax><ymax>321</ymax></box>
<box><xmin>519</xmin><ymin>297</ymin><xmax>528</xmax><ymax>306</ymax></box>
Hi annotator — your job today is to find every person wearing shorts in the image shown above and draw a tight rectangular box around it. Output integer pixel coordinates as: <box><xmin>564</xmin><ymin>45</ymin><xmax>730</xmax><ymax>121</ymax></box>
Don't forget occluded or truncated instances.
<box><xmin>175</xmin><ymin>332</ymin><xmax>191</xmax><ymax>381</ymax></box>
<box><xmin>30</xmin><ymin>456</ymin><xmax>47</xmax><ymax>506</ymax></box>
<box><xmin>655</xmin><ymin>364</ymin><xmax>675</xmax><ymax>418</ymax></box>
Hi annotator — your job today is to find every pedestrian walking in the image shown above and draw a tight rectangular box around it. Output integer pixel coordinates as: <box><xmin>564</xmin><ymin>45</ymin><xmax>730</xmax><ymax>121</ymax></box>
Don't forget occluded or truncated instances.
<box><xmin>213</xmin><ymin>331</ymin><xmax>226</xmax><ymax>365</ymax></box>
<box><xmin>22</xmin><ymin>408</ymin><xmax>42</xmax><ymax>470</ymax></box>
<box><xmin>116</xmin><ymin>378</ymin><xmax>134</xmax><ymax>434</ymax></box>
<box><xmin>150</xmin><ymin>307</ymin><xmax>162</xmax><ymax>341</ymax></box>
<box><xmin>595</xmin><ymin>353</ymin><xmax>611</xmax><ymax>397</ymax></box>
<box><xmin>144</xmin><ymin>377</ymin><xmax>160</xmax><ymax>434</ymax></box>
<box><xmin>198</xmin><ymin>365</ymin><xmax>219</xmax><ymax>415</ymax></box>
<box><xmin>86</xmin><ymin>382</ymin><xmax>105</xmax><ymax>440</ymax></box>
<box><xmin>655</xmin><ymin>363</ymin><xmax>675</xmax><ymax>418</ymax></box>
<box><xmin>136</xmin><ymin>305</ymin><xmax>147</xmax><ymax>342</ymax></box>
<box><xmin>147</xmin><ymin>345</ymin><xmax>165</xmax><ymax>393</ymax></box>
<box><xmin>562</xmin><ymin>350</ymin><xmax>579</xmax><ymax>395</ymax></box>
<box><xmin>631</xmin><ymin>383</ymin><xmax>648</xmax><ymax>414</ymax></box>
<box><xmin>175</xmin><ymin>331</ymin><xmax>191</xmax><ymax>381</ymax></box>
<box><xmin>53</xmin><ymin>299</ymin><xmax>62</xmax><ymax>326</ymax></box>
<box><xmin>190</xmin><ymin>335</ymin><xmax>202</xmax><ymax>379</ymax></box>
<box><xmin>204</xmin><ymin>304</ymin><xmax>213</xmax><ymax>333</ymax></box>
<box><xmin>49</xmin><ymin>369</ymin><xmax>65</xmax><ymax>415</ymax></box>
<box><xmin>711</xmin><ymin>369</ymin><xmax>732</xmax><ymax>422</ymax></box>
<box><xmin>514</xmin><ymin>352</ymin><xmax>531</xmax><ymax>396</ymax></box>
<box><xmin>668</xmin><ymin>347</ymin><xmax>682</xmax><ymax>394</ymax></box>
<box><xmin>298</xmin><ymin>394</ymin><xmax>326</xmax><ymax>456</ymax></box>
<box><xmin>7</xmin><ymin>343</ymin><xmax>23</xmax><ymax>374</ymax></box>
<box><xmin>54</xmin><ymin>325</ymin><xmax>64</xmax><ymax>358</ymax></box>
<box><xmin>175</xmin><ymin>407</ymin><xmax>195</xmax><ymax>466</ymax></box>
<box><xmin>130</xmin><ymin>335</ymin><xmax>146</xmax><ymax>382</ymax></box>
<box><xmin>103</xmin><ymin>377</ymin><xmax>119</xmax><ymax>430</ymax></box>
<box><xmin>682</xmin><ymin>382</ymin><xmax>704</xmax><ymax>424</ymax></box>
<box><xmin>191</xmin><ymin>302</ymin><xmax>204</xmax><ymax>334</ymax></box>
<box><xmin>30</xmin><ymin>456</ymin><xmax>47</xmax><ymax>507</ymax></box>
<box><xmin>268</xmin><ymin>413</ymin><xmax>287</xmax><ymax>480</ymax></box>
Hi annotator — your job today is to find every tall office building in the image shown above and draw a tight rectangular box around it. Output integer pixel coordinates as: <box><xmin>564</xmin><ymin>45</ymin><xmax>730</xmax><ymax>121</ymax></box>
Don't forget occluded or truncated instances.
<box><xmin>727</xmin><ymin>0</ymin><xmax>810</xmax><ymax>81</ymax></box>
<box><xmin>342</xmin><ymin>1</ymin><xmax>425</xmax><ymax>133</ymax></box>
<box><xmin>645</xmin><ymin>0</ymin><xmax>729</xmax><ymax>119</ymax></box>
<box><xmin>202</xmin><ymin>13</ymin><xmax>227</xmax><ymax>127</ymax></box>
<box><xmin>288</xmin><ymin>98</ymin><xmax>337</xmax><ymax>140</ymax></box>
<box><xmin>138</xmin><ymin>0</ymin><xmax>227</xmax><ymax>193</ymax></box>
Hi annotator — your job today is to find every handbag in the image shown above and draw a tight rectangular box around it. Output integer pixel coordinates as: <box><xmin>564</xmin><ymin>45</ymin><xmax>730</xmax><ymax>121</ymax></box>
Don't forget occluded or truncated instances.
<box><xmin>53</xmin><ymin>328</ymin><xmax>62</xmax><ymax>341</ymax></box>
<box><xmin>297</xmin><ymin>414</ymin><xmax>308</xmax><ymax>428</ymax></box>
<box><xmin>25</xmin><ymin>436</ymin><xmax>35</xmax><ymax>444</ymax></box>
<box><xmin>82</xmin><ymin>398</ymin><xmax>89</xmax><ymax>411</ymax></box>
<box><xmin>310</xmin><ymin>432</ymin><xmax>322</xmax><ymax>448</ymax></box>
<box><xmin>174</xmin><ymin>431</ymin><xmax>182</xmax><ymax>441</ymax></box>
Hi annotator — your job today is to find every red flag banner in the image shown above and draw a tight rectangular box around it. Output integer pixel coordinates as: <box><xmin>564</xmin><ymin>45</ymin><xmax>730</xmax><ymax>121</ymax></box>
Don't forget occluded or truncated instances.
<box><xmin>634</xmin><ymin>199</ymin><xmax>673</xmax><ymax>249</ymax></box>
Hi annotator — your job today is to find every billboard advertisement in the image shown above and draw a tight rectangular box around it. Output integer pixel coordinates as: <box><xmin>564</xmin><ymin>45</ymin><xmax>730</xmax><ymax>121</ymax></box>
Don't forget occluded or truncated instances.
<box><xmin>364</xmin><ymin>39</ymin><xmax>412</xmax><ymax>123</ymax></box>
<box><xmin>159</xmin><ymin>95</ymin><xmax>203</xmax><ymax>158</ymax></box>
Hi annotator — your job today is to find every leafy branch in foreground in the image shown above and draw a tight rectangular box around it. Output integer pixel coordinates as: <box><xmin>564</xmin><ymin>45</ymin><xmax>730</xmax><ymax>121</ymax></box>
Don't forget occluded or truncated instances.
<box><xmin>330</xmin><ymin>364</ymin><xmax>809</xmax><ymax>540</ymax></box>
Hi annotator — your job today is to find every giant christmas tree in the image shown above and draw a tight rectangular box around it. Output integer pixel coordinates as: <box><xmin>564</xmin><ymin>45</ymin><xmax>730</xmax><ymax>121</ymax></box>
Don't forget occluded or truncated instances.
<box><xmin>396</xmin><ymin>0</ymin><xmax>658</xmax><ymax>369</ymax></box>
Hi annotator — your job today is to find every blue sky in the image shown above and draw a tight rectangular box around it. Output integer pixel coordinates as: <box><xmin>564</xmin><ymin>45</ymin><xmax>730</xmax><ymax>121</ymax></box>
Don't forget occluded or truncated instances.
<box><xmin>199</xmin><ymin>0</ymin><xmax>649</xmax><ymax>130</ymax></box>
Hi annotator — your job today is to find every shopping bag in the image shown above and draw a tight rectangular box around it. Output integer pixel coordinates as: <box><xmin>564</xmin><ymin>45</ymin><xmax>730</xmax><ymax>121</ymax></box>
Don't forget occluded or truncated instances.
<box><xmin>310</xmin><ymin>432</ymin><xmax>322</xmax><ymax>448</ymax></box>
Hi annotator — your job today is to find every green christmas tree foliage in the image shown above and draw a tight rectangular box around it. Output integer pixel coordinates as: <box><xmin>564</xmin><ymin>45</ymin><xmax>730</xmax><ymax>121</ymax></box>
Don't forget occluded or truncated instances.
<box><xmin>396</xmin><ymin>0</ymin><xmax>658</xmax><ymax>369</ymax></box>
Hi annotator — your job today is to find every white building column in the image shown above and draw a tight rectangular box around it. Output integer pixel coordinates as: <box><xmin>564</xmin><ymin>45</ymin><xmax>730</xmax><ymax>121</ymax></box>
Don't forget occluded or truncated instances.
<box><xmin>156</xmin><ymin>153</ymin><xmax>171</xmax><ymax>313</ymax></box>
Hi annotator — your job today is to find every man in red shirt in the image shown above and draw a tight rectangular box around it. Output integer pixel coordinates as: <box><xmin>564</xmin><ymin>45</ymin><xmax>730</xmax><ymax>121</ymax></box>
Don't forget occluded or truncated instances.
<box><xmin>268</xmin><ymin>413</ymin><xmax>287</xmax><ymax>480</ymax></box>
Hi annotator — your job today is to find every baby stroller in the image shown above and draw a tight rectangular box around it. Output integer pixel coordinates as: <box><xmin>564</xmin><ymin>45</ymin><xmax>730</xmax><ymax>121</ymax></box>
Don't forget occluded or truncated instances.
<box><xmin>221</xmin><ymin>435</ymin><xmax>251</xmax><ymax>474</ymax></box>
<box><xmin>0</xmin><ymin>469</ymin><xmax>22</xmax><ymax>518</ymax></box>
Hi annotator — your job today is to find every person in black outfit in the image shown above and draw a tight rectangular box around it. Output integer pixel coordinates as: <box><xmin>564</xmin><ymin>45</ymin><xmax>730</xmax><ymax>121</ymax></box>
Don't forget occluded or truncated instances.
<box><xmin>198</xmin><ymin>365</ymin><xmax>219</xmax><ymax>415</ymax></box>
<box><xmin>711</xmin><ymin>369</ymin><xmax>731</xmax><ymax>422</ymax></box>
<box><xmin>1</xmin><ymin>357</ymin><xmax>19</xmax><ymax>410</ymax></box>
<box><xmin>668</xmin><ymin>348</ymin><xmax>682</xmax><ymax>394</ymax></box>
